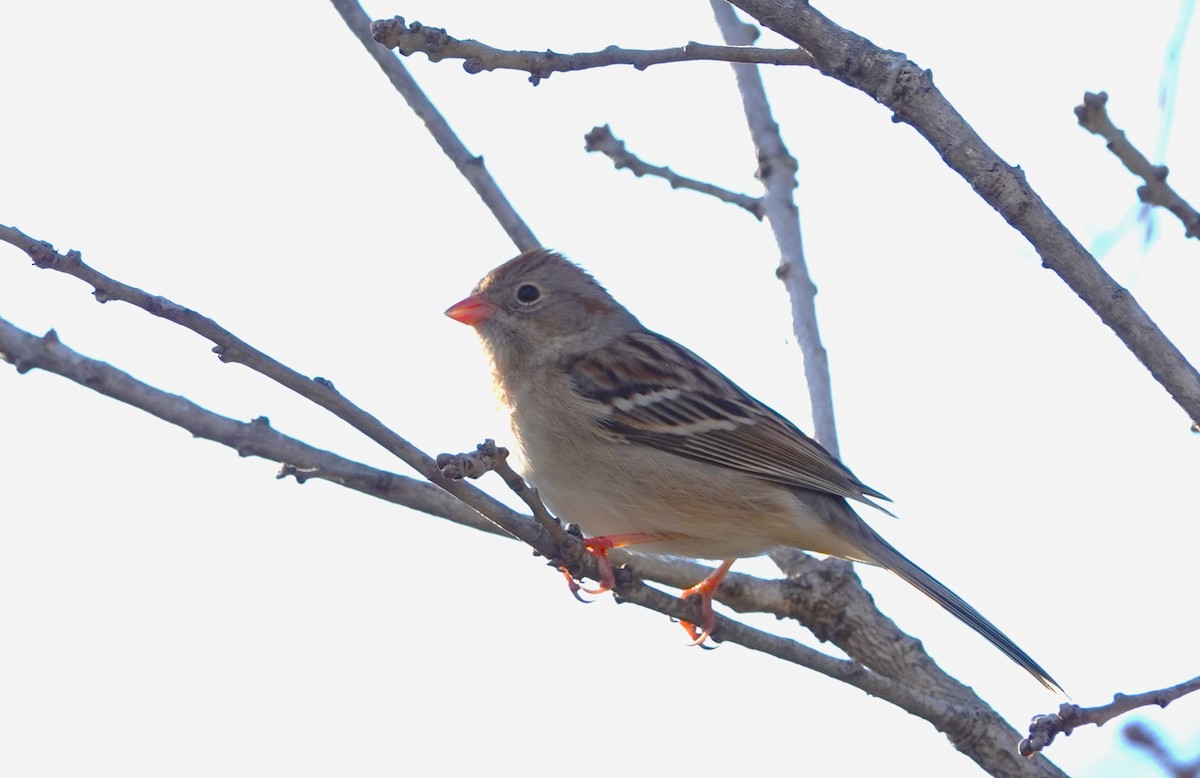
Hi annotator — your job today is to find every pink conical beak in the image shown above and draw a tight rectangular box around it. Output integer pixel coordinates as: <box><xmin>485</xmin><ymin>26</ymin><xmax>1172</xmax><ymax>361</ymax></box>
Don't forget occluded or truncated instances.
<box><xmin>445</xmin><ymin>293</ymin><xmax>497</xmax><ymax>326</ymax></box>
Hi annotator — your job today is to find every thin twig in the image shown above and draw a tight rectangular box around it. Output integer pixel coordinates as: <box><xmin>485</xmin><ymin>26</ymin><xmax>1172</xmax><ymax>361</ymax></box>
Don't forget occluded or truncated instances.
<box><xmin>583</xmin><ymin>124</ymin><xmax>763</xmax><ymax>217</ymax></box>
<box><xmin>368</xmin><ymin>16</ymin><xmax>813</xmax><ymax>85</ymax></box>
<box><xmin>1020</xmin><ymin>675</ymin><xmax>1200</xmax><ymax>756</ymax></box>
<box><xmin>436</xmin><ymin>439</ymin><xmax>572</xmax><ymax>549</ymax></box>
<box><xmin>1075</xmin><ymin>91</ymin><xmax>1200</xmax><ymax>241</ymax></box>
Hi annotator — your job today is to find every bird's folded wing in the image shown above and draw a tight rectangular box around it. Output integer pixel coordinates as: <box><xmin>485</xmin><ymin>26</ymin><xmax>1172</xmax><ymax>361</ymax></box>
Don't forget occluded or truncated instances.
<box><xmin>567</xmin><ymin>330</ymin><xmax>891</xmax><ymax>510</ymax></box>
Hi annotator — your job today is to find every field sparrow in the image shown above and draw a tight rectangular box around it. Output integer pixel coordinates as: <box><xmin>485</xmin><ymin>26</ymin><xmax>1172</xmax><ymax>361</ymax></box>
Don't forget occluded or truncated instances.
<box><xmin>447</xmin><ymin>248</ymin><xmax>1060</xmax><ymax>693</ymax></box>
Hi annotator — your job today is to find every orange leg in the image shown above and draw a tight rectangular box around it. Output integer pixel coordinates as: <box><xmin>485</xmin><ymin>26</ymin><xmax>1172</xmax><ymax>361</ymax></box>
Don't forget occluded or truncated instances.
<box><xmin>679</xmin><ymin>559</ymin><xmax>736</xmax><ymax>646</ymax></box>
<box><xmin>559</xmin><ymin>532</ymin><xmax>678</xmax><ymax>598</ymax></box>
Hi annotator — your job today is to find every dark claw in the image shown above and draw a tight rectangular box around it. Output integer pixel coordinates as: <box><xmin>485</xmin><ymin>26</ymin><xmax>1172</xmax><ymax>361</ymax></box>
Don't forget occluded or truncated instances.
<box><xmin>558</xmin><ymin>568</ymin><xmax>594</xmax><ymax>603</ymax></box>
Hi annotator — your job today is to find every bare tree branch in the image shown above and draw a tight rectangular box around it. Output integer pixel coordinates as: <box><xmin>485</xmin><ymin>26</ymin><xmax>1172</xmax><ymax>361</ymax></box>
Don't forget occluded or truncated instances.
<box><xmin>583</xmin><ymin>124</ymin><xmax>763</xmax><ymax>217</ymax></box>
<box><xmin>0</xmin><ymin>222</ymin><xmax>551</xmax><ymax>557</ymax></box>
<box><xmin>709</xmin><ymin>0</ymin><xmax>839</xmax><ymax>456</ymax></box>
<box><xmin>1075</xmin><ymin>91</ymin><xmax>1200</xmax><ymax>242</ymax></box>
<box><xmin>699</xmin><ymin>0</ymin><xmax>979</xmax><ymax>723</ymax></box>
<box><xmin>702</xmin><ymin>9</ymin><xmax>892</xmax><ymax>706</ymax></box>
<box><xmin>368</xmin><ymin>16</ymin><xmax>814</xmax><ymax>85</ymax></box>
<box><xmin>0</xmin><ymin>313</ymin><xmax>525</xmax><ymax>538</ymax></box>
<box><xmin>1</xmin><ymin>300</ymin><xmax>881</xmax><ymax>642</ymax></box>
<box><xmin>0</xmin><ymin>316</ymin><xmax>508</xmax><ymax>538</ymax></box>
<box><xmin>1020</xmin><ymin>675</ymin><xmax>1200</xmax><ymax>757</ymax></box>
<box><xmin>328</xmin><ymin>0</ymin><xmax>539</xmax><ymax>251</ymax></box>
<box><xmin>727</xmin><ymin>0</ymin><xmax>1200</xmax><ymax>429</ymax></box>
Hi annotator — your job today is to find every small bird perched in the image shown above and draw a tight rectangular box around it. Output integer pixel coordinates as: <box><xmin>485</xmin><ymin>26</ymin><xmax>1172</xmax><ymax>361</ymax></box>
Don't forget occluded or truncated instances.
<box><xmin>446</xmin><ymin>248</ymin><xmax>1061</xmax><ymax>693</ymax></box>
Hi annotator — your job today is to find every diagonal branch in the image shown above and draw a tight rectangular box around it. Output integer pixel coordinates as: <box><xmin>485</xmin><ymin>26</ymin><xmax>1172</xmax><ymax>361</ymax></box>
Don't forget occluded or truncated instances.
<box><xmin>368</xmin><ymin>16</ymin><xmax>813</xmax><ymax>85</ymax></box>
<box><xmin>727</xmin><ymin>0</ymin><xmax>1200</xmax><ymax>429</ymax></box>
<box><xmin>1075</xmin><ymin>91</ymin><xmax>1200</xmax><ymax>242</ymax></box>
<box><xmin>328</xmin><ymin>0</ymin><xmax>539</xmax><ymax>251</ymax></box>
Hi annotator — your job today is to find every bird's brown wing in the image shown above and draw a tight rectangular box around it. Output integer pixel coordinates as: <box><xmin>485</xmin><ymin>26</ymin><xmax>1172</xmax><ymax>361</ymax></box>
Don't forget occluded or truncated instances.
<box><xmin>566</xmin><ymin>330</ymin><xmax>892</xmax><ymax>511</ymax></box>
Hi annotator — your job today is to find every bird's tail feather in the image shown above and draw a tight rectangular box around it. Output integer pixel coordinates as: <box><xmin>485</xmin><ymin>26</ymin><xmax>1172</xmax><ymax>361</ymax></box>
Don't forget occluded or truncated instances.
<box><xmin>863</xmin><ymin>530</ymin><xmax>1063</xmax><ymax>694</ymax></box>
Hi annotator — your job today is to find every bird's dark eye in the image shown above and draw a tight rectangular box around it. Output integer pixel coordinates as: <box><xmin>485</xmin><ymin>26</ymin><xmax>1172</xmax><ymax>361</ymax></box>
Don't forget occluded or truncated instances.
<box><xmin>515</xmin><ymin>283</ymin><xmax>542</xmax><ymax>304</ymax></box>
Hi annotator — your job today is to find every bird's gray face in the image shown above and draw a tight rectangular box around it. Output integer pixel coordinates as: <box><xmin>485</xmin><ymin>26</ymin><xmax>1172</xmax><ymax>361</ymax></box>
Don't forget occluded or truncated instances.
<box><xmin>445</xmin><ymin>250</ymin><xmax>636</xmax><ymax>371</ymax></box>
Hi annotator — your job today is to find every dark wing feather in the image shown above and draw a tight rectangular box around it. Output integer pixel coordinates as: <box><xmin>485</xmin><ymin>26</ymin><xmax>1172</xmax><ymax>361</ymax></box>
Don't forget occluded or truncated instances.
<box><xmin>567</xmin><ymin>330</ymin><xmax>892</xmax><ymax>511</ymax></box>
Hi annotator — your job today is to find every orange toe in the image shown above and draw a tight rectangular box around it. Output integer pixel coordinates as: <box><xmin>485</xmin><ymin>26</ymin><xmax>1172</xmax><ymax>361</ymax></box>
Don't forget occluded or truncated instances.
<box><xmin>558</xmin><ymin>532</ymin><xmax>679</xmax><ymax>598</ymax></box>
<box><xmin>679</xmin><ymin>559</ymin><xmax>735</xmax><ymax>646</ymax></box>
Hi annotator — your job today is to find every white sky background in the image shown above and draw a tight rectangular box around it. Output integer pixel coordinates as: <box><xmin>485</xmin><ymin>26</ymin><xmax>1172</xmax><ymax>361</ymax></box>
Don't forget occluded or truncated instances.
<box><xmin>2</xmin><ymin>1</ymin><xmax>1198</xmax><ymax>776</ymax></box>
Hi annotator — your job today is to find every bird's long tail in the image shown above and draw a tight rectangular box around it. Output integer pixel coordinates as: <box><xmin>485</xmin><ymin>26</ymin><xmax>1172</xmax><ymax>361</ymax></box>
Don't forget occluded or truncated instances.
<box><xmin>861</xmin><ymin>527</ymin><xmax>1063</xmax><ymax>694</ymax></box>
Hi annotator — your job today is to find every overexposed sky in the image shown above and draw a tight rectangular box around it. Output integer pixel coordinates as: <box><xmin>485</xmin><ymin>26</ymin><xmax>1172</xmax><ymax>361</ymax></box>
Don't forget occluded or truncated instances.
<box><xmin>2</xmin><ymin>2</ymin><xmax>1198</xmax><ymax>776</ymax></box>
